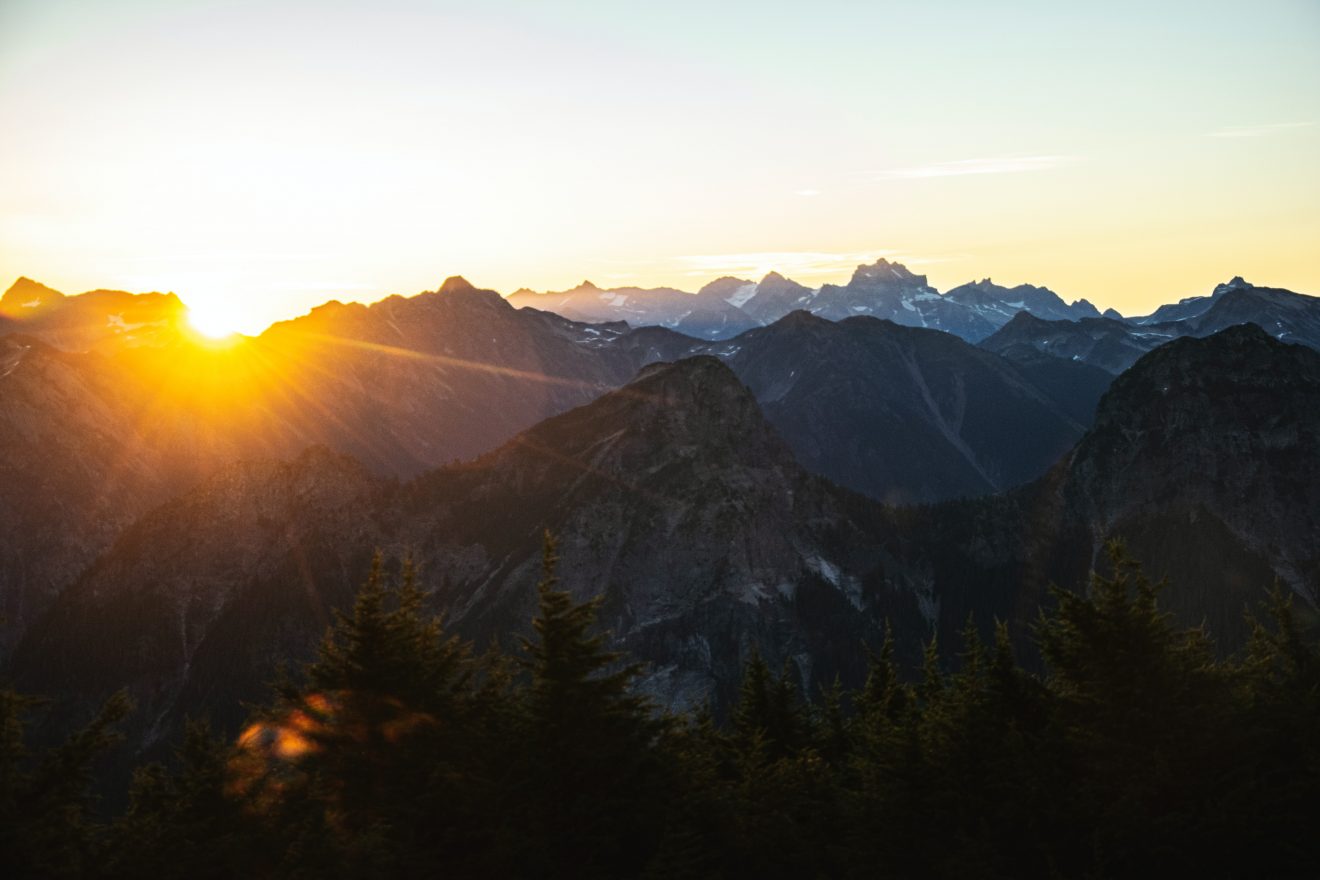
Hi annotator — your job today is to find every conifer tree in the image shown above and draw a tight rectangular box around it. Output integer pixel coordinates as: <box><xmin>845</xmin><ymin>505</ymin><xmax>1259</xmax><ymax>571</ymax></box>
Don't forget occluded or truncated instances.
<box><xmin>0</xmin><ymin>688</ymin><xmax>129</xmax><ymax>877</ymax></box>
<box><xmin>513</xmin><ymin>531</ymin><xmax>669</xmax><ymax>879</ymax></box>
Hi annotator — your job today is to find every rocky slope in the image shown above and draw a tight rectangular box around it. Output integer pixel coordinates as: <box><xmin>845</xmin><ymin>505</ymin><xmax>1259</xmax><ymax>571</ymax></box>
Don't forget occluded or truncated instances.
<box><xmin>10</xmin><ymin>326</ymin><xmax>1318</xmax><ymax>747</ymax></box>
<box><xmin>894</xmin><ymin>324</ymin><xmax>1320</xmax><ymax>644</ymax></box>
<box><xmin>0</xmin><ymin>277</ymin><xmax>189</xmax><ymax>353</ymax></box>
<box><xmin>10</xmin><ymin>359</ymin><xmax>929</xmax><ymax>741</ymax></box>
<box><xmin>709</xmin><ymin>312</ymin><xmax>1095</xmax><ymax>503</ymax></box>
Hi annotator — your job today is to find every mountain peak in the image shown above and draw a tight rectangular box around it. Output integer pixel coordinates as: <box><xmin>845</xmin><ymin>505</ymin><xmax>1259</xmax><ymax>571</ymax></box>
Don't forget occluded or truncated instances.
<box><xmin>1213</xmin><ymin>276</ymin><xmax>1252</xmax><ymax>296</ymax></box>
<box><xmin>777</xmin><ymin>308</ymin><xmax>829</xmax><ymax>328</ymax></box>
<box><xmin>1</xmin><ymin>277</ymin><xmax>65</xmax><ymax>312</ymax></box>
<box><xmin>437</xmin><ymin>276</ymin><xmax>476</xmax><ymax>295</ymax></box>
<box><xmin>847</xmin><ymin>258</ymin><xmax>926</xmax><ymax>289</ymax></box>
<box><xmin>697</xmin><ymin>276</ymin><xmax>753</xmax><ymax>298</ymax></box>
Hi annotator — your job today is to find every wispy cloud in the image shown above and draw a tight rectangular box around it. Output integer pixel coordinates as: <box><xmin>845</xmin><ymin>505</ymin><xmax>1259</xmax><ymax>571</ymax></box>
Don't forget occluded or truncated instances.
<box><xmin>794</xmin><ymin>188</ymin><xmax>822</xmax><ymax>197</ymax></box>
<box><xmin>873</xmin><ymin>155</ymin><xmax>1079</xmax><ymax>180</ymax></box>
<box><xmin>1207</xmin><ymin>121</ymin><xmax>1315</xmax><ymax>139</ymax></box>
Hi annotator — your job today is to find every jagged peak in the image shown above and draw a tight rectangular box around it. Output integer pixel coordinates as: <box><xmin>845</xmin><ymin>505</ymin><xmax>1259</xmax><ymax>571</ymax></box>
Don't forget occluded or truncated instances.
<box><xmin>848</xmin><ymin>257</ymin><xmax>926</xmax><ymax>288</ymax></box>
<box><xmin>1212</xmin><ymin>276</ymin><xmax>1252</xmax><ymax>296</ymax></box>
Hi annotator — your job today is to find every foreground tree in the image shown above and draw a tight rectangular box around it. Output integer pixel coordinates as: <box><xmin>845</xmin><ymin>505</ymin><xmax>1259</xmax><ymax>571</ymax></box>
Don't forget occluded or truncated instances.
<box><xmin>511</xmin><ymin>532</ymin><xmax>672</xmax><ymax>879</ymax></box>
<box><xmin>0</xmin><ymin>687</ymin><xmax>129</xmax><ymax>877</ymax></box>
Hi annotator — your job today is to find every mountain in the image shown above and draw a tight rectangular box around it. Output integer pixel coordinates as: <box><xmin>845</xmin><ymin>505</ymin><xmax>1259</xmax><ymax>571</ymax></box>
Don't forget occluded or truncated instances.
<box><xmin>0</xmin><ymin>278</ymin><xmax>660</xmax><ymax>650</ymax></box>
<box><xmin>9</xmin><ymin>447</ymin><xmax>389</xmax><ymax>741</ymax></box>
<box><xmin>507</xmin><ymin>261</ymin><xmax>1114</xmax><ymax>342</ymax></box>
<box><xmin>982</xmin><ymin>278</ymin><xmax>1320</xmax><ymax>373</ymax></box>
<box><xmin>697</xmin><ymin>312</ymin><xmax>1098</xmax><ymax>503</ymax></box>
<box><xmin>0</xmin><ymin>277</ymin><xmax>189</xmax><ymax>352</ymax></box>
<box><xmin>507</xmin><ymin>280</ymin><xmax>760</xmax><ymax>340</ymax></box>
<box><xmin>1185</xmin><ymin>279</ymin><xmax>1320</xmax><ymax>348</ymax></box>
<box><xmin>696</xmin><ymin>272</ymin><xmax>816</xmax><ymax>324</ymax></box>
<box><xmin>10</xmin><ymin>326</ymin><xmax>1318</xmax><ymax>747</ymax></box>
<box><xmin>1129</xmin><ymin>276</ymin><xmax>1242</xmax><ymax>325</ymax></box>
<box><xmin>0</xmin><ymin>337</ymin><xmax>219</xmax><ymax>654</ymax></box>
<box><xmin>980</xmin><ymin>311</ymin><xmax>1176</xmax><ymax>374</ymax></box>
<box><xmin>248</xmin><ymin>276</ymin><xmax>649</xmax><ymax>472</ymax></box>
<box><xmin>897</xmin><ymin>324</ymin><xmax>1320</xmax><ymax>643</ymax></box>
<box><xmin>10</xmin><ymin>358</ymin><xmax>928</xmax><ymax>740</ymax></box>
<box><xmin>944</xmin><ymin>278</ymin><xmax>1101</xmax><ymax>324</ymax></box>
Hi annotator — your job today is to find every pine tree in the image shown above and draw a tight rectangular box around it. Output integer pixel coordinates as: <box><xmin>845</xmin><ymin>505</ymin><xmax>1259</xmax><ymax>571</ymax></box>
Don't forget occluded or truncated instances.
<box><xmin>0</xmin><ymin>688</ymin><xmax>129</xmax><ymax>877</ymax></box>
<box><xmin>1035</xmin><ymin>541</ymin><xmax>1240</xmax><ymax>875</ymax></box>
<box><xmin>513</xmin><ymin>531</ymin><xmax>670</xmax><ymax>879</ymax></box>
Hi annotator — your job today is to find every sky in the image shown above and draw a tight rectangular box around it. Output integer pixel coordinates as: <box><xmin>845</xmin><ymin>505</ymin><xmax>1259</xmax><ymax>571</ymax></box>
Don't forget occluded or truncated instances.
<box><xmin>1</xmin><ymin>0</ymin><xmax>1318</xmax><ymax>333</ymax></box>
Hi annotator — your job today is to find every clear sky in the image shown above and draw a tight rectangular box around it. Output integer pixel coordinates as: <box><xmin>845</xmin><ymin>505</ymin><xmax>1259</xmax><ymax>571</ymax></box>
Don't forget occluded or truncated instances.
<box><xmin>2</xmin><ymin>0</ymin><xmax>1317</xmax><ymax>332</ymax></box>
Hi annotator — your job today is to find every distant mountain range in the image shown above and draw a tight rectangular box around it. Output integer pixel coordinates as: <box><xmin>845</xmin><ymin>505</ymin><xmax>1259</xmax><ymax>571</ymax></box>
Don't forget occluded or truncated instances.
<box><xmin>509</xmin><ymin>259</ymin><xmax>1103</xmax><ymax>342</ymax></box>
<box><xmin>983</xmin><ymin>276</ymin><xmax>1320</xmax><ymax>373</ymax></box>
<box><xmin>2</xmin><ymin>266</ymin><xmax>1318</xmax><ymax>744</ymax></box>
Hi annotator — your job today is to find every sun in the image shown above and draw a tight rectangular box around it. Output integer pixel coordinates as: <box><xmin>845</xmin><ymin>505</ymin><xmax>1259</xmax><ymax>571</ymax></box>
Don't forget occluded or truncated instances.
<box><xmin>187</xmin><ymin>301</ymin><xmax>244</xmax><ymax>339</ymax></box>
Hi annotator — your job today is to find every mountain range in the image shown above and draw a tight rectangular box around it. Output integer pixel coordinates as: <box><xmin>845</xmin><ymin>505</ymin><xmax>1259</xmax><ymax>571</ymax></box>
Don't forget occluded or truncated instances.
<box><xmin>2</xmin><ymin>266</ymin><xmax>1318</xmax><ymax>748</ymax></box>
<box><xmin>509</xmin><ymin>258</ymin><xmax>1104</xmax><ymax>342</ymax></box>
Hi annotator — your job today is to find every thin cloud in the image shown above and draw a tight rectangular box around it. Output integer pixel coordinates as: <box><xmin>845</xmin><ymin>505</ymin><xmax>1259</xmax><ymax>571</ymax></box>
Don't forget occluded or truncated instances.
<box><xmin>794</xmin><ymin>188</ymin><xmax>822</xmax><ymax>197</ymax></box>
<box><xmin>1207</xmin><ymin>121</ymin><xmax>1315</xmax><ymax>138</ymax></box>
<box><xmin>874</xmin><ymin>155</ymin><xmax>1079</xmax><ymax>180</ymax></box>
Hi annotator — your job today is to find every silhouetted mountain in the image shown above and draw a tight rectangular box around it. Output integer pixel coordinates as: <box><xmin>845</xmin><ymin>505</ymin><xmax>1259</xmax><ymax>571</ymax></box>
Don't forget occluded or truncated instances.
<box><xmin>10</xmin><ymin>359</ymin><xmax>929</xmax><ymax>740</ymax></box>
<box><xmin>10</xmin><ymin>326</ymin><xmax>1318</xmax><ymax>748</ymax></box>
<box><xmin>0</xmin><ymin>337</ymin><xmax>225</xmax><ymax>653</ymax></box>
<box><xmin>0</xmin><ymin>277</ymin><xmax>189</xmax><ymax>352</ymax></box>
<box><xmin>1187</xmin><ymin>280</ymin><xmax>1320</xmax><ymax>348</ymax></box>
<box><xmin>0</xmin><ymin>279</ymin><xmax>660</xmax><ymax>649</ymax></box>
<box><xmin>898</xmin><ymin>324</ymin><xmax>1320</xmax><ymax>643</ymax></box>
<box><xmin>250</xmin><ymin>276</ymin><xmax>648</xmax><ymax>472</ymax></box>
<box><xmin>702</xmin><ymin>312</ymin><xmax>1096</xmax><ymax>503</ymax></box>
<box><xmin>980</xmin><ymin>311</ymin><xmax>1174</xmax><ymax>374</ymax></box>
<box><xmin>1129</xmin><ymin>276</ymin><xmax>1242</xmax><ymax>325</ymax></box>
<box><xmin>982</xmin><ymin>278</ymin><xmax>1320</xmax><ymax>372</ymax></box>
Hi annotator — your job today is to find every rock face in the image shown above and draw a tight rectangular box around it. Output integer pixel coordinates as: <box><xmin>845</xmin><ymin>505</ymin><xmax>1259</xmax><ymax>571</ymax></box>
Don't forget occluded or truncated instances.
<box><xmin>0</xmin><ymin>338</ymin><xmax>204</xmax><ymax>653</ymax></box>
<box><xmin>11</xmin><ymin>358</ymin><xmax>928</xmax><ymax>741</ymax></box>
<box><xmin>1057</xmin><ymin>324</ymin><xmax>1320</xmax><ymax>634</ymax></box>
<box><xmin>893</xmin><ymin>325</ymin><xmax>1320</xmax><ymax>644</ymax></box>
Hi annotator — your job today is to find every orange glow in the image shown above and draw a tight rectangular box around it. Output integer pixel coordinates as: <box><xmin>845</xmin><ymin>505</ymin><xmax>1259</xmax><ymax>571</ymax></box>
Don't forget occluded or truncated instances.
<box><xmin>187</xmin><ymin>302</ymin><xmax>244</xmax><ymax>339</ymax></box>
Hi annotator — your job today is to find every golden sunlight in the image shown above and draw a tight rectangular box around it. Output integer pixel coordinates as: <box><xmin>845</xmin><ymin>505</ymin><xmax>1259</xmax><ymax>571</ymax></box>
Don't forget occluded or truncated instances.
<box><xmin>187</xmin><ymin>301</ymin><xmax>244</xmax><ymax>339</ymax></box>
